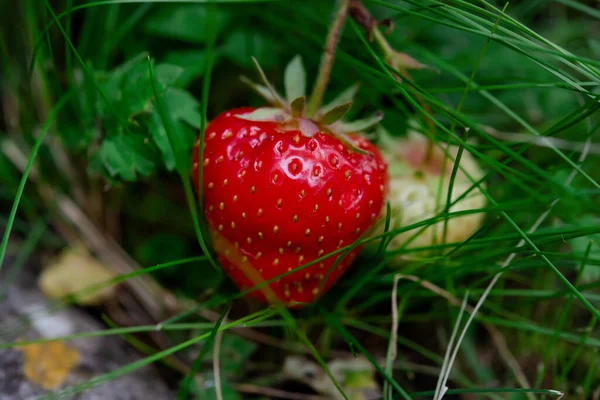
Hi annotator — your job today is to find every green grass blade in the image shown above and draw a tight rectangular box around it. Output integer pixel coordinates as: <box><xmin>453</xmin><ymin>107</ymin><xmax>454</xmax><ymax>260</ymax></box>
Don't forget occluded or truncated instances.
<box><xmin>0</xmin><ymin>94</ymin><xmax>70</xmax><ymax>274</ymax></box>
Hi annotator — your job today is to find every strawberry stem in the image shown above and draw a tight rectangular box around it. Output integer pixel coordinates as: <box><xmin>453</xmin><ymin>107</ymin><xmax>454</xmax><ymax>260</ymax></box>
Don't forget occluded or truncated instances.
<box><xmin>350</xmin><ymin>0</ymin><xmax>437</xmax><ymax>161</ymax></box>
<box><xmin>306</xmin><ymin>0</ymin><xmax>351</xmax><ymax>118</ymax></box>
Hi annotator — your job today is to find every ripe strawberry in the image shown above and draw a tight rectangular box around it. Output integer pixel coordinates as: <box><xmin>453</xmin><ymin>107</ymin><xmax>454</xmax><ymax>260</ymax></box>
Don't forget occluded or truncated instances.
<box><xmin>192</xmin><ymin>56</ymin><xmax>388</xmax><ymax>307</ymax></box>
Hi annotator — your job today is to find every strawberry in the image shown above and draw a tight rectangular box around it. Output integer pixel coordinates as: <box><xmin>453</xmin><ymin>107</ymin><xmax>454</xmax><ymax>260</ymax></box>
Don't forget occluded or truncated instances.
<box><xmin>364</xmin><ymin>121</ymin><xmax>487</xmax><ymax>264</ymax></box>
<box><xmin>192</xmin><ymin>56</ymin><xmax>389</xmax><ymax>307</ymax></box>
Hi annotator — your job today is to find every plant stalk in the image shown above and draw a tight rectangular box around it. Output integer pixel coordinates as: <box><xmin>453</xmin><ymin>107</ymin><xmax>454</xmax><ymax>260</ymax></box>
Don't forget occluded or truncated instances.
<box><xmin>350</xmin><ymin>0</ymin><xmax>437</xmax><ymax>160</ymax></box>
<box><xmin>306</xmin><ymin>0</ymin><xmax>351</xmax><ymax>117</ymax></box>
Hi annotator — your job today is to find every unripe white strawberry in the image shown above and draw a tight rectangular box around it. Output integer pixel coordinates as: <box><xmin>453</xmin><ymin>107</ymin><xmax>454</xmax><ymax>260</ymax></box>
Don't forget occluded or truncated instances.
<box><xmin>366</xmin><ymin>123</ymin><xmax>487</xmax><ymax>263</ymax></box>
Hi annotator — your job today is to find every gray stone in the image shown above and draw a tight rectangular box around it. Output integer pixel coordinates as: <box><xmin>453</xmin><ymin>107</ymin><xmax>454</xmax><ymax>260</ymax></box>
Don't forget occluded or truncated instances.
<box><xmin>0</xmin><ymin>258</ymin><xmax>174</xmax><ymax>400</ymax></box>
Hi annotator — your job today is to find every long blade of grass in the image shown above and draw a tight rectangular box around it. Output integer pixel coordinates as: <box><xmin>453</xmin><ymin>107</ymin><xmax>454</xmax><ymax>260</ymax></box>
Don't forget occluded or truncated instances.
<box><xmin>0</xmin><ymin>94</ymin><xmax>70</xmax><ymax>273</ymax></box>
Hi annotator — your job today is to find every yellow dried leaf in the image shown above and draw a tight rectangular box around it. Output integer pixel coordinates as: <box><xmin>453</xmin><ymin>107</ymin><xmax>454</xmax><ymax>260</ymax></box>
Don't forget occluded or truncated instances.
<box><xmin>39</xmin><ymin>246</ymin><xmax>117</xmax><ymax>306</ymax></box>
<box><xmin>19</xmin><ymin>339</ymin><xmax>80</xmax><ymax>390</ymax></box>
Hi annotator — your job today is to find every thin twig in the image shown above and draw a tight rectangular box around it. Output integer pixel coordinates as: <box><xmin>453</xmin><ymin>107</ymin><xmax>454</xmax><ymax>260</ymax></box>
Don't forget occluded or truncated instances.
<box><xmin>306</xmin><ymin>0</ymin><xmax>352</xmax><ymax>117</ymax></box>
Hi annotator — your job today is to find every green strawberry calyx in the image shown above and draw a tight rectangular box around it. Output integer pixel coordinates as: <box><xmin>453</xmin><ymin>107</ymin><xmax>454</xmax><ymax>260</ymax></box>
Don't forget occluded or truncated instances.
<box><xmin>237</xmin><ymin>55</ymin><xmax>383</xmax><ymax>155</ymax></box>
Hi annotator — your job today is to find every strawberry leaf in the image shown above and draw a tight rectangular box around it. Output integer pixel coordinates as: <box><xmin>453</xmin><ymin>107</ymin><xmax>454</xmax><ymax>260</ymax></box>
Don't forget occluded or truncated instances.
<box><xmin>319</xmin><ymin>102</ymin><xmax>352</xmax><ymax>125</ymax></box>
<box><xmin>240</xmin><ymin>76</ymin><xmax>279</xmax><ymax>105</ymax></box>
<box><xmin>284</xmin><ymin>55</ymin><xmax>306</xmax><ymax>103</ymax></box>
<box><xmin>149</xmin><ymin>59</ymin><xmax>193</xmax><ymax>176</ymax></box>
<box><xmin>163</xmin><ymin>50</ymin><xmax>206</xmax><ymax>87</ymax></box>
<box><xmin>161</xmin><ymin>88</ymin><xmax>202</xmax><ymax>128</ymax></box>
<box><xmin>319</xmin><ymin>83</ymin><xmax>359</xmax><ymax>116</ymax></box>
<box><xmin>235</xmin><ymin>107</ymin><xmax>287</xmax><ymax>122</ymax></box>
<box><xmin>119</xmin><ymin>63</ymin><xmax>183</xmax><ymax>117</ymax></box>
<box><xmin>338</xmin><ymin>111</ymin><xmax>384</xmax><ymax>133</ymax></box>
<box><xmin>290</xmin><ymin>96</ymin><xmax>306</xmax><ymax>117</ymax></box>
<box><xmin>149</xmin><ymin>113</ymin><xmax>195</xmax><ymax>172</ymax></box>
<box><xmin>99</xmin><ymin>135</ymin><xmax>160</xmax><ymax>181</ymax></box>
<box><xmin>251</xmin><ymin>56</ymin><xmax>287</xmax><ymax>110</ymax></box>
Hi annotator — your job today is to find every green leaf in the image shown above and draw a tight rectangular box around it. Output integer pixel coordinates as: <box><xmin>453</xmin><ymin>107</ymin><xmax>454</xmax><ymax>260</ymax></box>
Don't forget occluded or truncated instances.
<box><xmin>319</xmin><ymin>83</ymin><xmax>359</xmax><ymax>116</ymax></box>
<box><xmin>143</xmin><ymin>5</ymin><xmax>229</xmax><ymax>43</ymax></box>
<box><xmin>235</xmin><ymin>107</ymin><xmax>287</xmax><ymax>122</ymax></box>
<box><xmin>284</xmin><ymin>55</ymin><xmax>306</xmax><ymax>103</ymax></box>
<box><xmin>223</xmin><ymin>29</ymin><xmax>279</xmax><ymax>68</ymax></box>
<box><xmin>95</xmin><ymin>53</ymin><xmax>148</xmax><ymax>118</ymax></box>
<box><xmin>251</xmin><ymin>57</ymin><xmax>286</xmax><ymax>108</ymax></box>
<box><xmin>338</xmin><ymin>111</ymin><xmax>384</xmax><ymax>132</ymax></box>
<box><xmin>148</xmin><ymin>87</ymin><xmax>199</xmax><ymax>171</ymax></box>
<box><xmin>290</xmin><ymin>96</ymin><xmax>306</xmax><ymax>117</ymax></box>
<box><xmin>162</xmin><ymin>88</ymin><xmax>202</xmax><ymax>128</ymax></box>
<box><xmin>163</xmin><ymin>50</ymin><xmax>207</xmax><ymax>87</ymax></box>
<box><xmin>99</xmin><ymin>135</ymin><xmax>159</xmax><ymax>181</ymax></box>
<box><xmin>120</xmin><ymin>63</ymin><xmax>183</xmax><ymax>116</ymax></box>
<box><xmin>240</xmin><ymin>76</ymin><xmax>279</xmax><ymax>105</ymax></box>
<box><xmin>149</xmin><ymin>59</ymin><xmax>191</xmax><ymax>176</ymax></box>
<box><xmin>149</xmin><ymin>113</ymin><xmax>195</xmax><ymax>172</ymax></box>
<box><xmin>319</xmin><ymin>102</ymin><xmax>352</xmax><ymax>125</ymax></box>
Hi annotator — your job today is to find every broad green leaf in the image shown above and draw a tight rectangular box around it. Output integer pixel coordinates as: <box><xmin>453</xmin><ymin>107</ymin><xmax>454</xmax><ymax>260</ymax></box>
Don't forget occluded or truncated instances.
<box><xmin>143</xmin><ymin>5</ymin><xmax>229</xmax><ymax>43</ymax></box>
<box><xmin>223</xmin><ymin>29</ymin><xmax>279</xmax><ymax>68</ymax></box>
<box><xmin>284</xmin><ymin>55</ymin><xmax>306</xmax><ymax>103</ymax></box>
<box><xmin>99</xmin><ymin>135</ymin><xmax>160</xmax><ymax>181</ymax></box>
<box><xmin>148</xmin><ymin>87</ymin><xmax>200</xmax><ymax>171</ymax></box>
<box><xmin>148</xmin><ymin>59</ymin><xmax>192</xmax><ymax>175</ymax></box>
<box><xmin>162</xmin><ymin>88</ymin><xmax>202</xmax><ymax>127</ymax></box>
<box><xmin>96</xmin><ymin>52</ymin><xmax>148</xmax><ymax>107</ymax></box>
<box><xmin>120</xmin><ymin>63</ymin><xmax>183</xmax><ymax>116</ymax></box>
<box><xmin>320</xmin><ymin>102</ymin><xmax>352</xmax><ymax>125</ymax></box>
<box><xmin>149</xmin><ymin>113</ymin><xmax>195</xmax><ymax>171</ymax></box>
<box><xmin>163</xmin><ymin>50</ymin><xmax>207</xmax><ymax>87</ymax></box>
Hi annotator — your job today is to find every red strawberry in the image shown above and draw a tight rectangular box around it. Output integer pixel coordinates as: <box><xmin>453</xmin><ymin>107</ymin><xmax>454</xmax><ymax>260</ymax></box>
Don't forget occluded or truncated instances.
<box><xmin>192</xmin><ymin>56</ymin><xmax>388</xmax><ymax>307</ymax></box>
